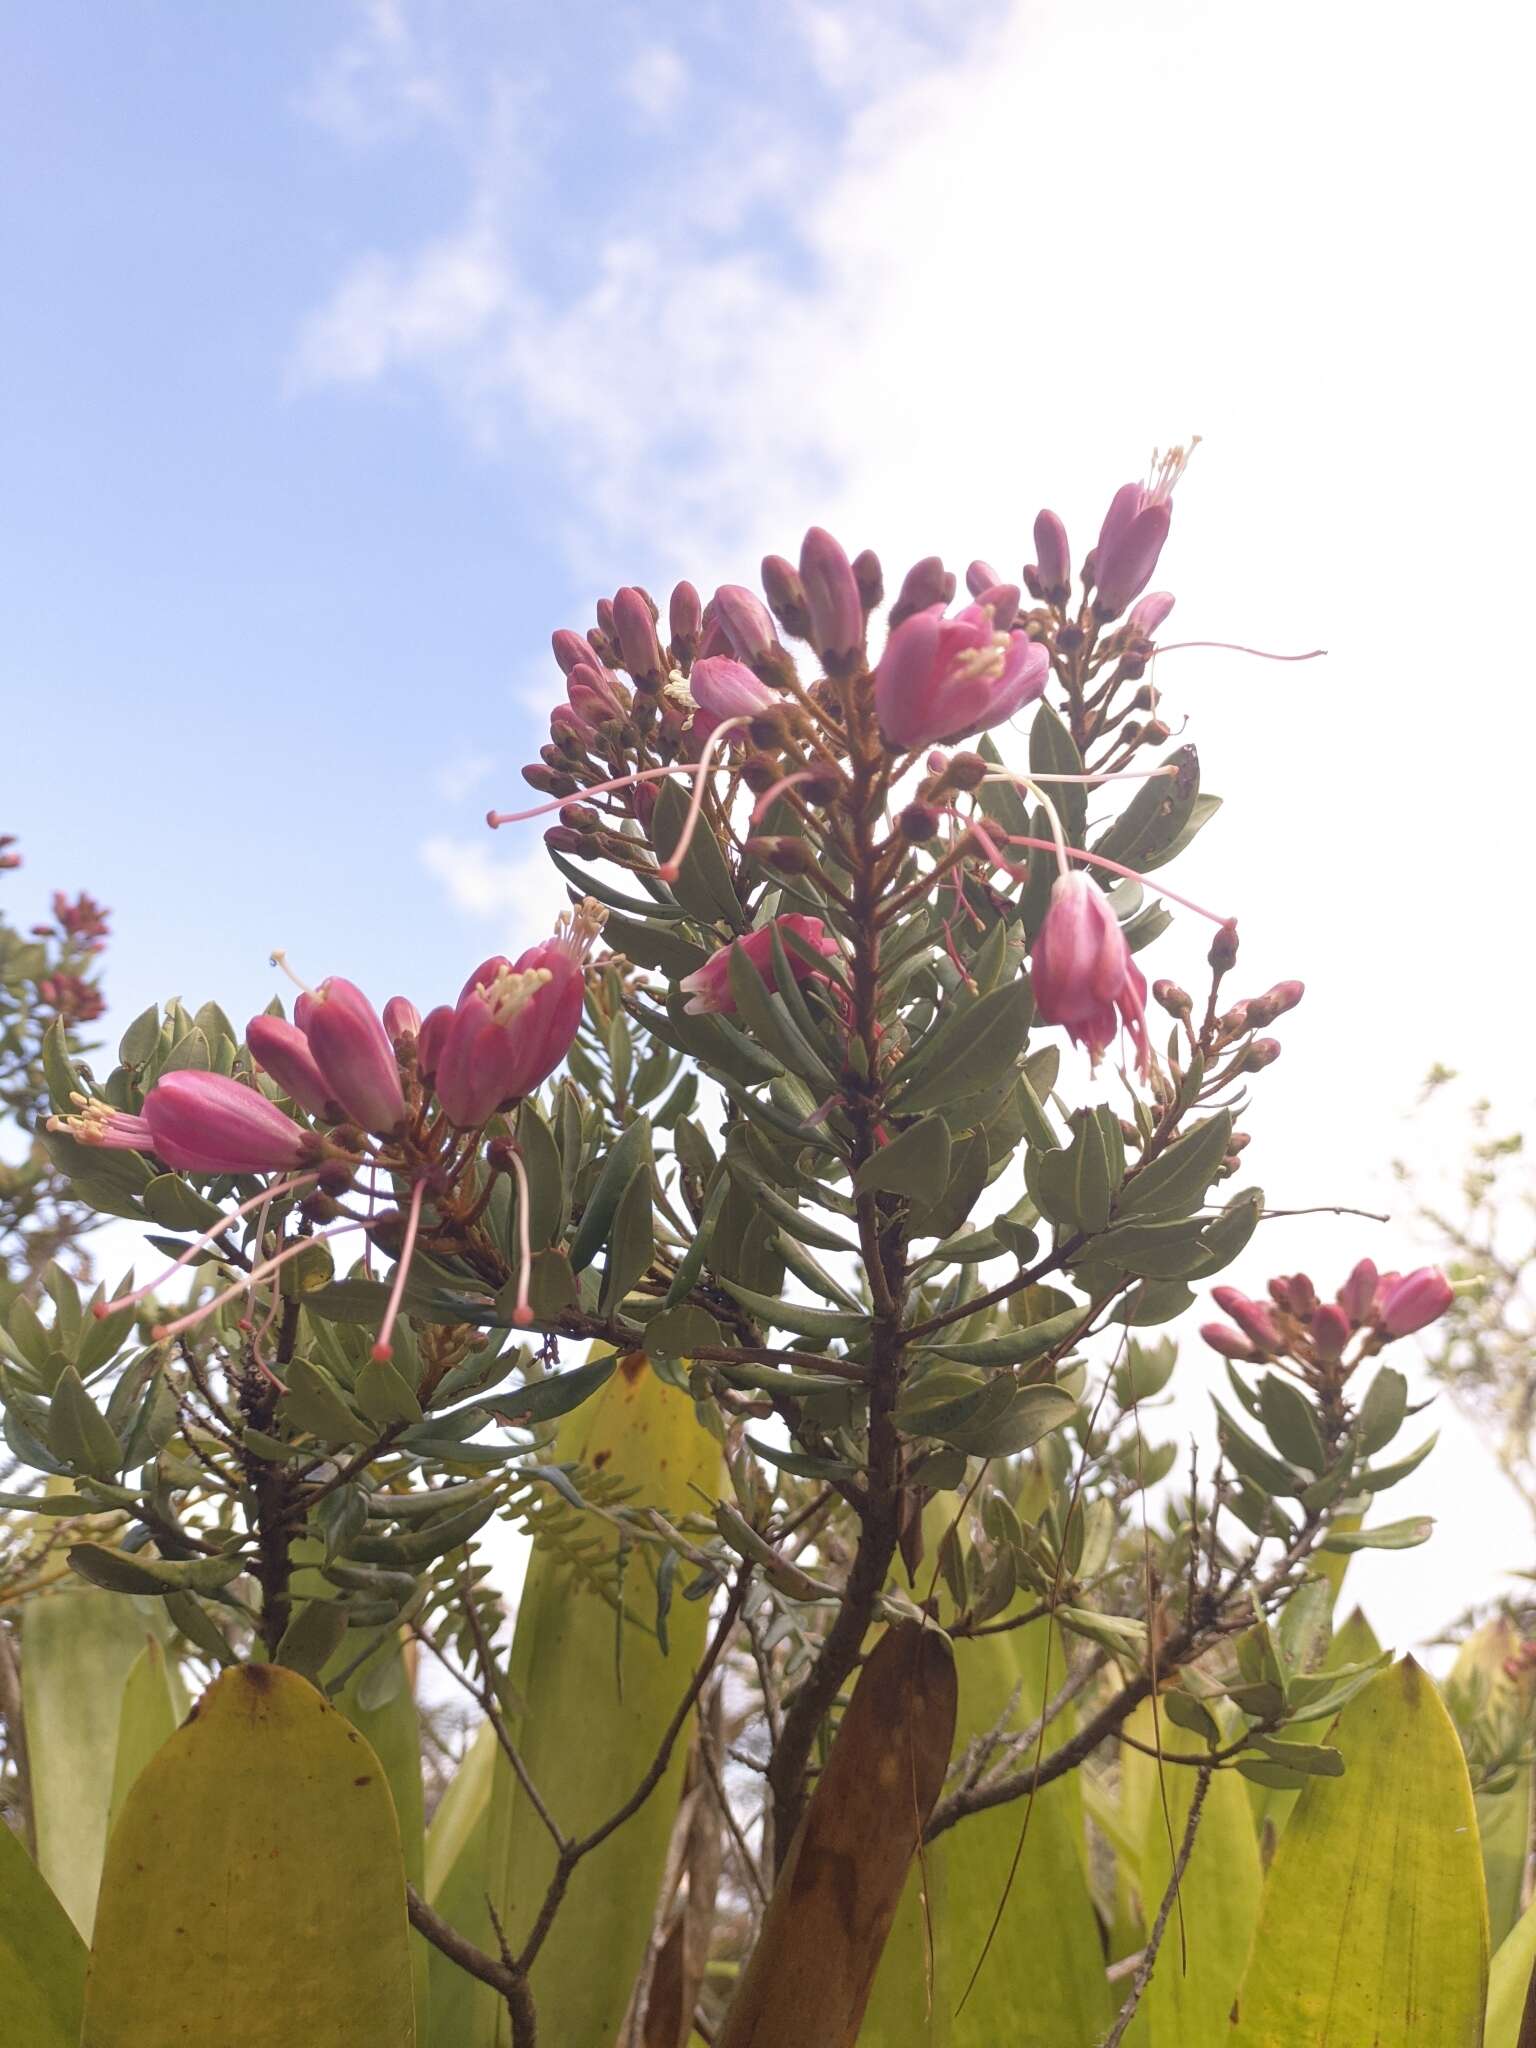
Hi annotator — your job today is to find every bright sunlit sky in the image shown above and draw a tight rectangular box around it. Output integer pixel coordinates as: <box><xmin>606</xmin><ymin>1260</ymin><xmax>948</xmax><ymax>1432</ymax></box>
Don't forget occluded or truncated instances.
<box><xmin>4</xmin><ymin>0</ymin><xmax>1534</xmax><ymax>1653</ymax></box>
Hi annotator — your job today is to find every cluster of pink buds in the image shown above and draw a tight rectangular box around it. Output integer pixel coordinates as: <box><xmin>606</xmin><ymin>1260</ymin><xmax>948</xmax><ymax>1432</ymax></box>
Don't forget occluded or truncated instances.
<box><xmin>1201</xmin><ymin>1258</ymin><xmax>1456</xmax><ymax>1369</ymax></box>
<box><xmin>35</xmin><ymin>889</ymin><xmax>111</xmax><ymax>951</ymax></box>
<box><xmin>34</xmin><ymin>970</ymin><xmax>106</xmax><ymax>1025</ymax></box>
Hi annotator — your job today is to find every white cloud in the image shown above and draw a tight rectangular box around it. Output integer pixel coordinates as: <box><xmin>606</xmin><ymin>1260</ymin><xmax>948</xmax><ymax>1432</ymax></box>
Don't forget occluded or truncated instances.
<box><xmin>433</xmin><ymin>751</ymin><xmax>497</xmax><ymax>803</ymax></box>
<box><xmin>305</xmin><ymin>0</ymin><xmax>1536</xmax><ymax>1647</ymax></box>
<box><xmin>420</xmin><ymin>832</ymin><xmax>570</xmax><ymax>935</ymax></box>
<box><xmin>295</xmin><ymin>0</ymin><xmax>454</xmax><ymax>146</ymax></box>
<box><xmin>619</xmin><ymin>44</ymin><xmax>688</xmax><ymax>126</ymax></box>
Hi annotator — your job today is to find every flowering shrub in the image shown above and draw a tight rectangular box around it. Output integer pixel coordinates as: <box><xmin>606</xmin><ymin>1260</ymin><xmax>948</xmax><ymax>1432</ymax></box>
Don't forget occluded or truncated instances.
<box><xmin>1</xmin><ymin>461</ymin><xmax>1488</xmax><ymax>2048</ymax></box>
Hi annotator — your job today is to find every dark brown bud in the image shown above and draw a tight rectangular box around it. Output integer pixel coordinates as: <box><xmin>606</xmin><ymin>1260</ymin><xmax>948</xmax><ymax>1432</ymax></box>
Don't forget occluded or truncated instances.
<box><xmin>524</xmin><ymin>763</ymin><xmax>579</xmax><ymax>797</ymax></box>
<box><xmin>945</xmin><ymin>750</ymin><xmax>988</xmax><ymax>792</ymax></box>
<box><xmin>747</xmin><ymin>706</ymin><xmax>790</xmax><ymax>749</ymax></box>
<box><xmin>486</xmin><ymin>1137</ymin><xmax>518</xmax><ymax>1175</ymax></box>
<box><xmin>1245</xmin><ymin>979</ymin><xmax>1305</xmax><ymax>1027</ymax></box>
<box><xmin>740</xmin><ymin>752</ymin><xmax>782</xmax><ymax>794</ymax></box>
<box><xmin>1132</xmin><ymin>683</ymin><xmax>1157</xmax><ymax>711</ymax></box>
<box><xmin>1143</xmin><ymin>719</ymin><xmax>1171</xmax><ymax>745</ymax></box>
<box><xmin>799</xmin><ymin>768</ymin><xmax>843</xmax><ymax>807</ymax></box>
<box><xmin>368</xmin><ymin>1207</ymin><xmax>405</xmax><ymax>1257</ymax></box>
<box><xmin>1208</xmin><ymin>920</ymin><xmax>1239</xmax><ymax>975</ymax></box>
<box><xmin>1119</xmin><ymin>721</ymin><xmax>1143</xmax><ymax>746</ymax></box>
<box><xmin>558</xmin><ymin>803</ymin><xmax>601</xmax><ymax>832</ymax></box>
<box><xmin>543</xmin><ymin>824</ymin><xmax>585</xmax><ymax>854</ymax></box>
<box><xmin>852</xmin><ymin>548</ymin><xmax>883</xmax><ymax>612</ymax></box>
<box><xmin>898</xmin><ymin>802</ymin><xmax>940</xmax><ymax>842</ymax></box>
<box><xmin>746</xmin><ymin>835</ymin><xmax>816</xmax><ymax>876</ymax></box>
<box><xmin>1056</xmin><ymin>622</ymin><xmax>1085</xmax><ymax>654</ymax></box>
<box><xmin>299</xmin><ymin>1191</ymin><xmax>344</xmax><ymax>1224</ymax></box>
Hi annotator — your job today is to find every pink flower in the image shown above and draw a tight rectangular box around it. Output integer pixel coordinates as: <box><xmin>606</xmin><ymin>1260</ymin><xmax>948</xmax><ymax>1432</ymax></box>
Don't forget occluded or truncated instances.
<box><xmin>143</xmin><ymin>1070</ymin><xmax>310</xmax><ymax>1174</ymax></box>
<box><xmin>704</xmin><ymin>585</ymin><xmax>780</xmax><ymax>664</ymax></box>
<box><xmin>678</xmin><ymin>914</ymin><xmax>841</xmax><ymax>1017</ymax></box>
<box><xmin>1211</xmin><ymin>1286</ymin><xmax>1282</xmax><ymax>1353</ymax></box>
<box><xmin>1201</xmin><ymin>1322</ymin><xmax>1258</xmax><ymax>1362</ymax></box>
<box><xmin>1128</xmin><ymin>592</ymin><xmax>1176</xmax><ymax>636</ymax></box>
<box><xmin>966</xmin><ymin>559</ymin><xmax>1003</xmax><ymax>597</ymax></box>
<box><xmin>1336</xmin><ymin>1258</ymin><xmax>1379</xmax><ymax>1325</ymax></box>
<box><xmin>247</xmin><ymin>1015</ymin><xmax>334</xmax><ymax>1118</ymax></box>
<box><xmin>1091</xmin><ymin>445</ymin><xmax>1195</xmax><ymax>618</ymax></box>
<box><xmin>799</xmin><ymin>527</ymin><xmax>864</xmax><ymax>668</ymax></box>
<box><xmin>1310</xmin><ymin>1303</ymin><xmax>1351</xmax><ymax>1360</ymax></box>
<box><xmin>417</xmin><ymin>1003</ymin><xmax>452</xmax><ymax>1080</ymax></box>
<box><xmin>1376</xmin><ymin>1267</ymin><xmax>1454</xmax><ymax>1337</ymax></box>
<box><xmin>437</xmin><ymin>903</ymin><xmax>605</xmax><ymax>1125</ymax></box>
<box><xmin>889</xmin><ymin>556</ymin><xmax>956</xmax><ymax>628</ymax></box>
<box><xmin>566</xmin><ymin>662</ymin><xmax>626</xmax><ymax>731</ymax></box>
<box><xmin>383</xmin><ymin>997</ymin><xmax>421</xmax><ymax>1044</ymax></box>
<box><xmin>689</xmin><ymin>655</ymin><xmax>776</xmax><ymax>733</ymax></box>
<box><xmin>669</xmin><ymin>581</ymin><xmax>702</xmax><ymax>656</ymax></box>
<box><xmin>874</xmin><ymin>602</ymin><xmax>1049</xmax><ymax>750</ymax></box>
<box><xmin>1030</xmin><ymin>872</ymin><xmax>1150</xmax><ymax>1073</ymax></box>
<box><xmin>297</xmin><ymin>979</ymin><xmax>406</xmax><ymax>1134</ymax></box>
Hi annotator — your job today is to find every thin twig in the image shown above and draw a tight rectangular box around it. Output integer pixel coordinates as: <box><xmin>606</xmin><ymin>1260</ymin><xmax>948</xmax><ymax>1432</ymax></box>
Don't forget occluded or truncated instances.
<box><xmin>1101</xmin><ymin>1767</ymin><xmax>1213</xmax><ymax>2048</ymax></box>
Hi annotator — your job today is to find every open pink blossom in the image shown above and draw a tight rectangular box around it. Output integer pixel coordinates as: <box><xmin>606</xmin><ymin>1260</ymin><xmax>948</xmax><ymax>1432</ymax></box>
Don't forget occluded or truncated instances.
<box><xmin>1090</xmin><ymin>444</ymin><xmax>1196</xmax><ymax>618</ymax></box>
<box><xmin>678</xmin><ymin>914</ymin><xmax>841</xmax><ymax>1017</ymax></box>
<box><xmin>438</xmin><ymin>902</ymin><xmax>605</xmax><ymax>1126</ymax></box>
<box><xmin>689</xmin><ymin>655</ymin><xmax>776</xmax><ymax>733</ymax></box>
<box><xmin>1375</xmin><ymin>1267</ymin><xmax>1454</xmax><ymax>1337</ymax></box>
<box><xmin>1030</xmin><ymin>872</ymin><xmax>1150</xmax><ymax>1073</ymax></box>
<box><xmin>874</xmin><ymin>601</ymin><xmax>1049</xmax><ymax>750</ymax></box>
<box><xmin>140</xmin><ymin>1070</ymin><xmax>311</xmax><ymax>1174</ymax></box>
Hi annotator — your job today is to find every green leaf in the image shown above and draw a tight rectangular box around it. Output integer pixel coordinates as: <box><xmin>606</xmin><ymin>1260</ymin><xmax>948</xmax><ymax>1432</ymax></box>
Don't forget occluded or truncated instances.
<box><xmin>1247</xmin><ymin>1734</ymin><xmax>1346</xmax><ymax>1776</ymax></box>
<box><xmin>643</xmin><ymin>1305</ymin><xmax>723</xmax><ymax>1362</ymax></box>
<box><xmin>891</xmin><ymin>978</ymin><xmax>1033</xmax><ymax>1114</ymax></box>
<box><xmin>46</xmin><ymin>1367</ymin><xmax>122</xmax><ymax>1480</ymax></box>
<box><xmin>1320</xmin><ymin>1515</ymin><xmax>1435</xmax><ymax>1553</ymax></box>
<box><xmin>717</xmin><ymin>1278</ymin><xmax>868</xmax><ymax>1341</ymax></box>
<box><xmin>1035</xmin><ymin>1106</ymin><xmax>1123</xmax><ymax>1233</ymax></box>
<box><xmin>916</xmin><ymin>1304</ymin><xmax>1088</xmax><ymax>1369</ymax></box>
<box><xmin>281</xmin><ymin>1357</ymin><xmax>367</xmax><ymax>1443</ymax></box>
<box><xmin>602</xmin><ymin>910</ymin><xmax>711</xmax><ymax>981</ymax></box>
<box><xmin>1028</xmin><ymin>700</ymin><xmax>1088</xmax><ymax>839</ymax></box>
<box><xmin>117</xmin><ymin>1002</ymin><xmax>161</xmax><ymax>1068</ymax></box>
<box><xmin>1115</xmin><ymin>1111</ymin><xmax>1233</xmax><ymax>1220</ymax></box>
<box><xmin>1485</xmin><ymin>1889</ymin><xmax>1536</xmax><ymax>2048</ymax></box>
<box><xmin>1357</xmin><ymin>1366</ymin><xmax>1409</xmax><ymax>1455</ymax></box>
<box><xmin>275</xmin><ymin>1598</ymin><xmax>350</xmax><ymax>1680</ymax></box>
<box><xmin>1258</xmin><ymin>1373</ymin><xmax>1328</xmax><ymax>1474</ymax></box>
<box><xmin>41</xmin><ymin>1017</ymin><xmax>80</xmax><ymax>1115</ymax></box>
<box><xmin>651</xmin><ymin>776</ymin><xmax>744</xmax><ymax>927</ymax></box>
<box><xmin>568</xmin><ymin>1118</ymin><xmax>652</xmax><ymax>1273</ymax></box>
<box><xmin>1357</xmin><ymin>1431</ymin><xmax>1438</xmax><ymax>1493</ymax></box>
<box><xmin>854</xmin><ymin>1115</ymin><xmax>952</xmax><ymax>1198</ymax></box>
<box><xmin>1232</xmin><ymin>1659</ymin><xmax>1489</xmax><ymax>2046</ymax></box>
<box><xmin>1214</xmin><ymin>1397</ymin><xmax>1301</xmax><ymax>1496</ymax></box>
<box><xmin>514</xmin><ymin>1100</ymin><xmax>564</xmax><ymax>1249</ymax></box>
<box><xmin>0</xmin><ymin>1808</ymin><xmax>86</xmax><ymax>2048</ymax></box>
<box><xmin>745</xmin><ymin>1434</ymin><xmax>860</xmax><ymax>1481</ymax></box>
<box><xmin>355</xmin><ymin>1356</ymin><xmax>425</xmax><ymax>1428</ymax></box>
<box><xmin>67</xmin><ymin>1544</ymin><xmax>246</xmax><ymax>1597</ymax></box>
<box><xmin>140</xmin><ymin>1173</ymin><xmax>225</xmax><ymax>1232</ymax></box>
<box><xmin>1092</xmin><ymin>743</ymin><xmax>1200</xmax><ymax>873</ymax></box>
<box><xmin>599</xmin><ymin>1164</ymin><xmax>655</xmax><ymax>1313</ymax></box>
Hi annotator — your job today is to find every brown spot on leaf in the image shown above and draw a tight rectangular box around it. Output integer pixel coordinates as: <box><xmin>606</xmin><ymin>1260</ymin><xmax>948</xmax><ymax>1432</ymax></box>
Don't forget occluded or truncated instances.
<box><xmin>618</xmin><ymin>1350</ymin><xmax>648</xmax><ymax>1383</ymax></box>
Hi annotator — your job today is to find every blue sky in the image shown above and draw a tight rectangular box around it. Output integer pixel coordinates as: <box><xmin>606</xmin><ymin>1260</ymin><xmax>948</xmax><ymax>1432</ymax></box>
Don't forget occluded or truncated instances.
<box><xmin>4</xmin><ymin>0</ymin><xmax>1534</xmax><ymax>1640</ymax></box>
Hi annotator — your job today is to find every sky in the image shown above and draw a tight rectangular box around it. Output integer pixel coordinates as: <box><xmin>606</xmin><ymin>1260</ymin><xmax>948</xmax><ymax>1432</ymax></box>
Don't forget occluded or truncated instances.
<box><xmin>3</xmin><ymin>0</ymin><xmax>1534</xmax><ymax>1652</ymax></box>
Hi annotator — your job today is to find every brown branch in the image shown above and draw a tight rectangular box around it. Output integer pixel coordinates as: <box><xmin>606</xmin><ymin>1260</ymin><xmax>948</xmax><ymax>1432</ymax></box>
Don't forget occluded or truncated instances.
<box><xmin>1101</xmin><ymin>1766</ymin><xmax>1213</xmax><ymax>2048</ymax></box>
<box><xmin>407</xmin><ymin>1884</ymin><xmax>537</xmax><ymax>2048</ymax></box>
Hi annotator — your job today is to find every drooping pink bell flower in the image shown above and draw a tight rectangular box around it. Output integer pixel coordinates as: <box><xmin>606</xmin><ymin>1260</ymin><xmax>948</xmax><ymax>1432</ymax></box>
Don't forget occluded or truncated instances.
<box><xmin>298</xmin><ymin>979</ymin><xmax>406</xmax><ymax>1134</ymax></box>
<box><xmin>1029</xmin><ymin>872</ymin><xmax>1151</xmax><ymax>1073</ymax></box>
<box><xmin>247</xmin><ymin>1014</ymin><xmax>334</xmax><ymax>1118</ymax></box>
<box><xmin>874</xmin><ymin>602</ymin><xmax>1049</xmax><ymax>750</ymax></box>
<box><xmin>799</xmin><ymin>527</ymin><xmax>864</xmax><ymax>669</ymax></box>
<box><xmin>143</xmin><ymin>1070</ymin><xmax>311</xmax><ymax>1174</ymax></box>
<box><xmin>1375</xmin><ymin>1267</ymin><xmax>1454</xmax><ymax>1337</ymax></box>
<box><xmin>678</xmin><ymin>914</ymin><xmax>841</xmax><ymax>1017</ymax></box>
<box><xmin>1091</xmin><ymin>444</ymin><xmax>1196</xmax><ymax>618</ymax></box>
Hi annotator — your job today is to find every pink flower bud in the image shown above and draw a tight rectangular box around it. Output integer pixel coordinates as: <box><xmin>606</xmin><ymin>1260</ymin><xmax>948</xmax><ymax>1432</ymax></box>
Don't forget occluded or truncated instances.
<box><xmin>966</xmin><ymin>559</ymin><xmax>1003</xmax><ymax>598</ymax></box>
<box><xmin>300</xmin><ymin>979</ymin><xmax>406</xmax><ymax>1134</ymax></box>
<box><xmin>690</xmin><ymin>655</ymin><xmax>776</xmax><ymax>726</ymax></box>
<box><xmin>1092</xmin><ymin>448</ymin><xmax>1194</xmax><ymax>618</ymax></box>
<box><xmin>1029</xmin><ymin>872</ymin><xmax>1150</xmax><ymax>1073</ymax></box>
<box><xmin>1201</xmin><ymin>1321</ymin><xmax>1258</xmax><ymax>1362</ymax></box>
<box><xmin>434</xmin><ymin>989</ymin><xmax>513</xmax><ymax>1130</ymax></box>
<box><xmin>1376</xmin><ymin>1267</ymin><xmax>1454</xmax><ymax>1338</ymax></box>
<box><xmin>852</xmin><ymin>549</ymin><xmax>882</xmax><ymax>611</ymax></box>
<box><xmin>142</xmin><ymin>1070</ymin><xmax>310</xmax><ymax>1174</ymax></box>
<box><xmin>613</xmin><ymin>586</ymin><xmax>665</xmax><ymax>682</ymax></box>
<box><xmin>551</xmin><ymin>629</ymin><xmax>590</xmax><ymax>676</ymax></box>
<box><xmin>889</xmin><ymin>557</ymin><xmax>957</xmax><ymax>629</ymax></box>
<box><xmin>567</xmin><ymin>662</ymin><xmax>626</xmax><ymax>729</ymax></box>
<box><xmin>247</xmin><ymin>1014</ymin><xmax>334</xmax><ymax>1118</ymax></box>
<box><xmin>799</xmin><ymin>527</ymin><xmax>864</xmax><ymax>668</ymax></box>
<box><xmin>1211</xmin><ymin>1286</ymin><xmax>1282</xmax><ymax>1352</ymax></box>
<box><xmin>975</xmin><ymin>583</ymin><xmax>1021</xmax><ymax>631</ymax></box>
<box><xmin>1029</xmin><ymin>511</ymin><xmax>1071</xmax><ymax>602</ymax></box>
<box><xmin>417</xmin><ymin>1003</ymin><xmax>452</xmax><ymax>1080</ymax></box>
<box><xmin>709</xmin><ymin>585</ymin><xmax>781</xmax><ymax>665</ymax></box>
<box><xmin>383</xmin><ymin>997</ymin><xmax>421</xmax><ymax>1044</ymax></box>
<box><xmin>678</xmin><ymin>914</ymin><xmax>840</xmax><ymax>1017</ymax></box>
<box><xmin>668</xmin><ymin>581</ymin><xmax>702</xmax><ymax>656</ymax></box>
<box><xmin>1310</xmin><ymin>1303</ymin><xmax>1351</xmax><ymax>1359</ymax></box>
<box><xmin>1128</xmin><ymin>591</ymin><xmax>1176</xmax><ymax>636</ymax></box>
<box><xmin>874</xmin><ymin>602</ymin><xmax>1049</xmax><ymax>750</ymax></box>
<box><xmin>1336</xmin><ymin>1258</ymin><xmax>1379</xmax><ymax>1324</ymax></box>
<box><xmin>760</xmin><ymin>555</ymin><xmax>810</xmax><ymax>636</ymax></box>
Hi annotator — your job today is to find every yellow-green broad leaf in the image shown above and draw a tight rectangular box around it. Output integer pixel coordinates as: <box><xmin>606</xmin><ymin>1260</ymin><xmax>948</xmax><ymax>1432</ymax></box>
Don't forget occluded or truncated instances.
<box><xmin>21</xmin><ymin>1587</ymin><xmax>163</xmax><ymax>1935</ymax></box>
<box><xmin>1233</xmin><ymin>1657</ymin><xmax>1488</xmax><ymax>2047</ymax></box>
<box><xmin>81</xmin><ymin>1663</ymin><xmax>416</xmax><ymax>2046</ymax></box>
<box><xmin>107</xmin><ymin>1635</ymin><xmax>186</xmax><ymax>1833</ymax></box>
<box><xmin>423</xmin><ymin>1718</ymin><xmax>498</xmax><ymax>2048</ymax></box>
<box><xmin>863</xmin><ymin>1610</ymin><xmax>1112</xmax><ymax>2047</ymax></box>
<box><xmin>1250</xmin><ymin>1602</ymin><xmax>1384</xmax><ymax>1850</ymax></box>
<box><xmin>0</xmin><ymin>1811</ymin><xmax>86</xmax><ymax>2047</ymax></box>
<box><xmin>1450</xmin><ymin>1617</ymin><xmax>1532</xmax><ymax>1947</ymax></box>
<box><xmin>1485</xmin><ymin>1885</ymin><xmax>1536</xmax><ymax>2048</ymax></box>
<box><xmin>1140</xmin><ymin>1724</ymin><xmax>1262</xmax><ymax>2046</ymax></box>
<box><xmin>329</xmin><ymin>1636</ymin><xmax>431</xmax><ymax>2043</ymax></box>
<box><xmin>482</xmin><ymin>1353</ymin><xmax>722</xmax><ymax>2048</ymax></box>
